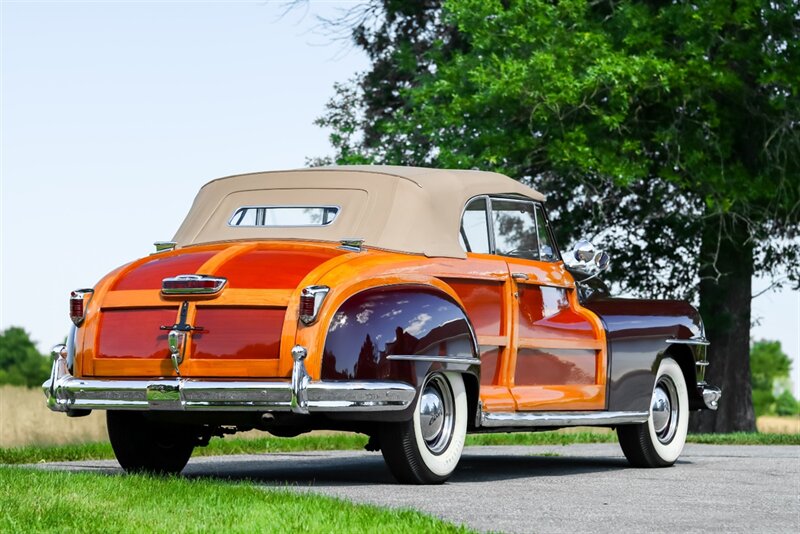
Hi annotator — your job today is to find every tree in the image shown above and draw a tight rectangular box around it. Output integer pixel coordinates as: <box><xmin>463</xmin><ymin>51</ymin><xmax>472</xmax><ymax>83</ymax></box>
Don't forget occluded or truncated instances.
<box><xmin>0</xmin><ymin>327</ymin><xmax>52</xmax><ymax>388</ymax></box>
<box><xmin>775</xmin><ymin>390</ymin><xmax>799</xmax><ymax>416</ymax></box>
<box><xmin>316</xmin><ymin>0</ymin><xmax>800</xmax><ymax>432</ymax></box>
<box><xmin>750</xmin><ymin>339</ymin><xmax>796</xmax><ymax>416</ymax></box>
<box><xmin>309</xmin><ymin>0</ymin><xmax>461</xmax><ymax>166</ymax></box>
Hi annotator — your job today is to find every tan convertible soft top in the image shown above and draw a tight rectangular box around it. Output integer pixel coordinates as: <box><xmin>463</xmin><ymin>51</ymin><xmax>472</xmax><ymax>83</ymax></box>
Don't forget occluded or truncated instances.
<box><xmin>172</xmin><ymin>165</ymin><xmax>545</xmax><ymax>259</ymax></box>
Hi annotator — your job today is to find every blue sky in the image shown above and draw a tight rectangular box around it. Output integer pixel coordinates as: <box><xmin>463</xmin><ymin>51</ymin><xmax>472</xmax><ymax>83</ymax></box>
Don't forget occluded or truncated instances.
<box><xmin>1</xmin><ymin>0</ymin><xmax>798</xmax><ymax>395</ymax></box>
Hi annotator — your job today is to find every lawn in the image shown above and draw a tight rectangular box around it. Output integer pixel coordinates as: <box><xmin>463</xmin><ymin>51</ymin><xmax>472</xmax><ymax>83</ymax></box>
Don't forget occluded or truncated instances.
<box><xmin>2</xmin><ymin>430</ymin><xmax>797</xmax><ymax>465</ymax></box>
<box><xmin>0</xmin><ymin>467</ymin><xmax>472</xmax><ymax>533</ymax></box>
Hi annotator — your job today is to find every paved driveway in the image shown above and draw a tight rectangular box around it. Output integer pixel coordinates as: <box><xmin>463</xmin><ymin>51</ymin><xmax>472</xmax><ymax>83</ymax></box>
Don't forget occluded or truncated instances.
<box><xmin>36</xmin><ymin>443</ymin><xmax>800</xmax><ymax>533</ymax></box>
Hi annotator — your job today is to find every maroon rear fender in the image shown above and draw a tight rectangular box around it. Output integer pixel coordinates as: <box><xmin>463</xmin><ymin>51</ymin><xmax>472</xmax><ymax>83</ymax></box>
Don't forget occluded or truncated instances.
<box><xmin>320</xmin><ymin>286</ymin><xmax>479</xmax><ymax>385</ymax></box>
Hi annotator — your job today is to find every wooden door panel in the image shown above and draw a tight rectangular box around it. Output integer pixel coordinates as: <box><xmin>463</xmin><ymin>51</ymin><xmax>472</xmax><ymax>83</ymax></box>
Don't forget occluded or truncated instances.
<box><xmin>444</xmin><ymin>279</ymin><xmax>505</xmax><ymax>337</ymax></box>
<box><xmin>507</xmin><ymin>258</ymin><xmax>607</xmax><ymax>411</ymax></box>
<box><xmin>439</xmin><ymin>257</ymin><xmax>515</xmax><ymax>411</ymax></box>
<box><xmin>511</xmin><ymin>385</ymin><xmax>605</xmax><ymax>411</ymax></box>
<box><xmin>514</xmin><ymin>348</ymin><xmax>597</xmax><ymax>385</ymax></box>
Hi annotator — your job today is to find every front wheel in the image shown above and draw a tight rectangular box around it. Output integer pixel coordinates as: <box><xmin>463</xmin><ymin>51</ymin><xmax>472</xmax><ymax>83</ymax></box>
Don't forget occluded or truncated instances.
<box><xmin>380</xmin><ymin>372</ymin><xmax>467</xmax><ymax>484</ymax></box>
<box><xmin>618</xmin><ymin>357</ymin><xmax>689</xmax><ymax>467</ymax></box>
<box><xmin>107</xmin><ymin>411</ymin><xmax>196</xmax><ymax>475</ymax></box>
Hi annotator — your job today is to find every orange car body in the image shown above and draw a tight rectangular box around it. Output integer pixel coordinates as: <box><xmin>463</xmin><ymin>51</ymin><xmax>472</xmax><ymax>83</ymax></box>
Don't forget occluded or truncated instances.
<box><xmin>73</xmin><ymin>240</ymin><xmax>607</xmax><ymax>413</ymax></box>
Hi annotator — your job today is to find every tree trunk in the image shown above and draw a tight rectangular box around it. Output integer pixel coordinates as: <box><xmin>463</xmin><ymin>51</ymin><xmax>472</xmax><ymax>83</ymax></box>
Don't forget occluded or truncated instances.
<box><xmin>690</xmin><ymin>214</ymin><xmax>756</xmax><ymax>433</ymax></box>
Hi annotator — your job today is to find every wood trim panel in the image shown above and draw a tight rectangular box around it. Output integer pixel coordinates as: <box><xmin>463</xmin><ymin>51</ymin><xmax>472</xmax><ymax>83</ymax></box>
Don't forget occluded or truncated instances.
<box><xmin>101</xmin><ymin>289</ymin><xmax>293</xmax><ymax>308</ymax></box>
<box><xmin>517</xmin><ymin>337</ymin><xmax>604</xmax><ymax>351</ymax></box>
<box><xmin>511</xmin><ymin>385</ymin><xmax>605</xmax><ymax>411</ymax></box>
<box><xmin>93</xmin><ymin>358</ymin><xmax>280</xmax><ymax>378</ymax></box>
<box><xmin>477</xmin><ymin>335</ymin><xmax>509</xmax><ymax>347</ymax></box>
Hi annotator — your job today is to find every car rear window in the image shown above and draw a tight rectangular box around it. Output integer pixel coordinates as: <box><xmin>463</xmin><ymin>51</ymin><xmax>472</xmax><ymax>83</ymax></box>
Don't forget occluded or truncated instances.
<box><xmin>228</xmin><ymin>206</ymin><xmax>339</xmax><ymax>227</ymax></box>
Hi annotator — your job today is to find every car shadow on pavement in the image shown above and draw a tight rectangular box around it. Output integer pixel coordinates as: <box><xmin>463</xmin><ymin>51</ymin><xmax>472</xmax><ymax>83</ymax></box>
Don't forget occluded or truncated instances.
<box><xmin>182</xmin><ymin>451</ymin><xmax>640</xmax><ymax>486</ymax></box>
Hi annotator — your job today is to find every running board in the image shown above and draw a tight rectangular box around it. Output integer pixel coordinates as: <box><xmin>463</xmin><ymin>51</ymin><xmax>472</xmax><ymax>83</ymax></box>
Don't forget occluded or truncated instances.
<box><xmin>480</xmin><ymin>410</ymin><xmax>649</xmax><ymax>428</ymax></box>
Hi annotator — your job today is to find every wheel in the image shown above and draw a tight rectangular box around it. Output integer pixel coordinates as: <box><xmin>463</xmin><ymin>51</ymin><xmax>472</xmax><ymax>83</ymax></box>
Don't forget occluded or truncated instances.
<box><xmin>380</xmin><ymin>372</ymin><xmax>467</xmax><ymax>484</ymax></box>
<box><xmin>617</xmin><ymin>357</ymin><xmax>689</xmax><ymax>467</ymax></box>
<box><xmin>107</xmin><ymin>411</ymin><xmax>195</xmax><ymax>475</ymax></box>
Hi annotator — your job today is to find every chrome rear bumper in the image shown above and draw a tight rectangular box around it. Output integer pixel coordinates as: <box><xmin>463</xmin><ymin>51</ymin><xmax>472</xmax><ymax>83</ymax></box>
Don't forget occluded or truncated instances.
<box><xmin>43</xmin><ymin>351</ymin><xmax>416</xmax><ymax>414</ymax></box>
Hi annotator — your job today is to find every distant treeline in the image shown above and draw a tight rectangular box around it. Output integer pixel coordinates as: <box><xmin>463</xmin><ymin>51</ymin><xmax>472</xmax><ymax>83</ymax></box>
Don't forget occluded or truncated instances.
<box><xmin>751</xmin><ymin>340</ymin><xmax>800</xmax><ymax>417</ymax></box>
<box><xmin>0</xmin><ymin>327</ymin><xmax>51</xmax><ymax>388</ymax></box>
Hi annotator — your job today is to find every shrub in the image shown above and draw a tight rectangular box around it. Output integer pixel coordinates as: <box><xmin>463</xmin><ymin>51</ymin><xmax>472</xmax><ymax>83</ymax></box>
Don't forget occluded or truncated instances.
<box><xmin>775</xmin><ymin>390</ymin><xmax>800</xmax><ymax>416</ymax></box>
<box><xmin>0</xmin><ymin>327</ymin><xmax>51</xmax><ymax>388</ymax></box>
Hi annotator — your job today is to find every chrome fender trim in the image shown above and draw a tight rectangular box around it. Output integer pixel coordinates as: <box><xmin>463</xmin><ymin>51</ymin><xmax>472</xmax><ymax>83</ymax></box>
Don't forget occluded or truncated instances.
<box><xmin>480</xmin><ymin>410</ymin><xmax>650</xmax><ymax>428</ymax></box>
<box><xmin>666</xmin><ymin>336</ymin><xmax>710</xmax><ymax>346</ymax></box>
<box><xmin>386</xmin><ymin>354</ymin><xmax>481</xmax><ymax>370</ymax></box>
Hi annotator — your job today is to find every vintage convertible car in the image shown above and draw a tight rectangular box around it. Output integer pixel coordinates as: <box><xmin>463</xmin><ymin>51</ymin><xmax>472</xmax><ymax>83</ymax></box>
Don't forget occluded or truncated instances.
<box><xmin>44</xmin><ymin>166</ymin><xmax>721</xmax><ymax>484</ymax></box>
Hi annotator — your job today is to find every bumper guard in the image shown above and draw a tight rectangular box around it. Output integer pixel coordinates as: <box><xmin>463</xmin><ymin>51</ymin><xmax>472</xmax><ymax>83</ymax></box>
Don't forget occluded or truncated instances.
<box><xmin>698</xmin><ymin>383</ymin><xmax>722</xmax><ymax>410</ymax></box>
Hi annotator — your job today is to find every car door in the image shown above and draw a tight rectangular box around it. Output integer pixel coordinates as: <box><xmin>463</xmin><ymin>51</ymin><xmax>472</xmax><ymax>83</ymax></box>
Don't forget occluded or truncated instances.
<box><xmin>488</xmin><ymin>197</ymin><xmax>608</xmax><ymax>411</ymax></box>
<box><xmin>438</xmin><ymin>196</ymin><xmax>516</xmax><ymax>412</ymax></box>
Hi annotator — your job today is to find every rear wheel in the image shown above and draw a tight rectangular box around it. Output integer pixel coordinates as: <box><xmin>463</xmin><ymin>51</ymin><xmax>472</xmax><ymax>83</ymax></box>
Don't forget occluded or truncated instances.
<box><xmin>618</xmin><ymin>357</ymin><xmax>689</xmax><ymax>467</ymax></box>
<box><xmin>107</xmin><ymin>411</ymin><xmax>195</xmax><ymax>475</ymax></box>
<box><xmin>380</xmin><ymin>372</ymin><xmax>467</xmax><ymax>484</ymax></box>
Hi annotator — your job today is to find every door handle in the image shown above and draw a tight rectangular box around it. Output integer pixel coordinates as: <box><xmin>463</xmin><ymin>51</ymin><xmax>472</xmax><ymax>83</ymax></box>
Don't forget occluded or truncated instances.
<box><xmin>511</xmin><ymin>272</ymin><xmax>529</xmax><ymax>281</ymax></box>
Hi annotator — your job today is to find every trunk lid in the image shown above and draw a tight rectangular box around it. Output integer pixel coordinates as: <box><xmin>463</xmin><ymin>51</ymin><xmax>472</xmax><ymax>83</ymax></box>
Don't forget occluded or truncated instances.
<box><xmin>81</xmin><ymin>241</ymin><xmax>348</xmax><ymax>378</ymax></box>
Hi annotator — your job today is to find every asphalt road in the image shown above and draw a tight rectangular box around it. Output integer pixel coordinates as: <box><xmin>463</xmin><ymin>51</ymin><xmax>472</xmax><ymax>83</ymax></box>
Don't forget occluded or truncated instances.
<box><xmin>34</xmin><ymin>443</ymin><xmax>799</xmax><ymax>533</ymax></box>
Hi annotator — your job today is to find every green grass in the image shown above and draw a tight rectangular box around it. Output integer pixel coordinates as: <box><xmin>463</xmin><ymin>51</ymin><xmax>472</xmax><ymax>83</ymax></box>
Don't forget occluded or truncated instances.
<box><xmin>2</xmin><ymin>430</ymin><xmax>797</xmax><ymax>465</ymax></box>
<box><xmin>466</xmin><ymin>431</ymin><xmax>619</xmax><ymax>446</ymax></box>
<box><xmin>0</xmin><ymin>467</ymin><xmax>472</xmax><ymax>533</ymax></box>
<box><xmin>684</xmin><ymin>432</ymin><xmax>800</xmax><ymax>445</ymax></box>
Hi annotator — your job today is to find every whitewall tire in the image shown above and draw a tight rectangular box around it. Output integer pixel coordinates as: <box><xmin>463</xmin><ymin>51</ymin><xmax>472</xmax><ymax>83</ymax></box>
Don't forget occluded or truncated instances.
<box><xmin>380</xmin><ymin>372</ymin><xmax>467</xmax><ymax>484</ymax></box>
<box><xmin>618</xmin><ymin>357</ymin><xmax>689</xmax><ymax>467</ymax></box>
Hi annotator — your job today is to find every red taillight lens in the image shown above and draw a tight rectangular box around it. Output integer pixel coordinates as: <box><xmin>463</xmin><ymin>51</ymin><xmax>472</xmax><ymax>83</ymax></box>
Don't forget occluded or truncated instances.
<box><xmin>299</xmin><ymin>285</ymin><xmax>330</xmax><ymax>325</ymax></box>
<box><xmin>69</xmin><ymin>296</ymin><xmax>84</xmax><ymax>324</ymax></box>
<box><xmin>70</xmin><ymin>289</ymin><xmax>94</xmax><ymax>326</ymax></box>
<box><xmin>299</xmin><ymin>295</ymin><xmax>315</xmax><ymax>317</ymax></box>
<box><xmin>161</xmin><ymin>275</ymin><xmax>226</xmax><ymax>295</ymax></box>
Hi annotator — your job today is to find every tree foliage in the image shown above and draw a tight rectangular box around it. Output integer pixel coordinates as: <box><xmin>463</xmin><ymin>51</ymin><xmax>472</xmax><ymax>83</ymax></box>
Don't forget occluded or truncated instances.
<box><xmin>0</xmin><ymin>327</ymin><xmax>51</xmax><ymax>388</ymax></box>
<box><xmin>750</xmin><ymin>339</ymin><xmax>798</xmax><ymax>416</ymax></box>
<box><xmin>315</xmin><ymin>0</ymin><xmax>800</xmax><ymax>431</ymax></box>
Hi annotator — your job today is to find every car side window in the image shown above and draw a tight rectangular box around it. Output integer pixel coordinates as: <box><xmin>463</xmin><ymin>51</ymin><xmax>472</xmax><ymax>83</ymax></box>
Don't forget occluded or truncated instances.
<box><xmin>490</xmin><ymin>199</ymin><xmax>539</xmax><ymax>260</ymax></box>
<box><xmin>534</xmin><ymin>204</ymin><xmax>557</xmax><ymax>262</ymax></box>
<box><xmin>459</xmin><ymin>197</ymin><xmax>491</xmax><ymax>254</ymax></box>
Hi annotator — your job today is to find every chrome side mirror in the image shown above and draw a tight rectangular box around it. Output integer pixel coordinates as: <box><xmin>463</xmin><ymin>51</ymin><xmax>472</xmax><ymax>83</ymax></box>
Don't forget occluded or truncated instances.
<box><xmin>567</xmin><ymin>239</ymin><xmax>611</xmax><ymax>280</ymax></box>
<box><xmin>573</xmin><ymin>240</ymin><xmax>596</xmax><ymax>263</ymax></box>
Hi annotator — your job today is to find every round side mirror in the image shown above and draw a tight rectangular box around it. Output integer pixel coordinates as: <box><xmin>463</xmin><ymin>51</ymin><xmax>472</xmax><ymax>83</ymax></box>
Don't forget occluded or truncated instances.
<box><xmin>573</xmin><ymin>240</ymin><xmax>596</xmax><ymax>263</ymax></box>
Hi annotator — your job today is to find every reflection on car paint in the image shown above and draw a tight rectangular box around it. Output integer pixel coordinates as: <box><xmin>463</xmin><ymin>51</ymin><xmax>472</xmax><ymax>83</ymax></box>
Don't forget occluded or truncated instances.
<box><xmin>321</xmin><ymin>288</ymin><xmax>475</xmax><ymax>381</ymax></box>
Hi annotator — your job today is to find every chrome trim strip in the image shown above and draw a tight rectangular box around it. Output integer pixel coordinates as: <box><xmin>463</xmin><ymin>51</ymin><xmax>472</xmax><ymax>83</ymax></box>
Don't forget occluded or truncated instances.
<box><xmin>695</xmin><ymin>360</ymin><xmax>710</xmax><ymax>367</ymax></box>
<box><xmin>480</xmin><ymin>410</ymin><xmax>649</xmax><ymax>428</ymax></box>
<box><xmin>666</xmin><ymin>336</ymin><xmax>710</xmax><ymax>346</ymax></box>
<box><xmin>43</xmin><ymin>350</ymin><xmax>414</xmax><ymax>413</ymax></box>
<box><xmin>386</xmin><ymin>355</ymin><xmax>481</xmax><ymax>366</ymax></box>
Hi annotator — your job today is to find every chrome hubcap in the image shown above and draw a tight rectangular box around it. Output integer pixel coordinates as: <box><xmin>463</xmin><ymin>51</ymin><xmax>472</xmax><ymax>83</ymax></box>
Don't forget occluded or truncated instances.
<box><xmin>651</xmin><ymin>387</ymin><xmax>671</xmax><ymax>433</ymax></box>
<box><xmin>651</xmin><ymin>376</ymin><xmax>679</xmax><ymax>444</ymax></box>
<box><xmin>418</xmin><ymin>374</ymin><xmax>454</xmax><ymax>455</ymax></box>
<box><xmin>420</xmin><ymin>389</ymin><xmax>445</xmax><ymax>441</ymax></box>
